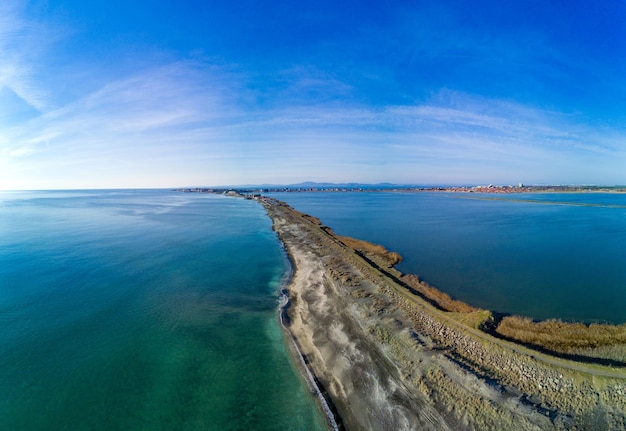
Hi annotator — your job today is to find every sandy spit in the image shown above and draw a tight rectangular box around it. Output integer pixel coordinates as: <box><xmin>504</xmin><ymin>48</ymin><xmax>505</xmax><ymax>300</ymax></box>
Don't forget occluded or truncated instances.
<box><xmin>263</xmin><ymin>198</ymin><xmax>626</xmax><ymax>431</ymax></box>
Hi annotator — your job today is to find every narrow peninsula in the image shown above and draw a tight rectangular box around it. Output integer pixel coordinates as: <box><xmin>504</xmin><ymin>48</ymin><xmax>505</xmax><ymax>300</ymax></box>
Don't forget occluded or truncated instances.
<box><xmin>262</xmin><ymin>197</ymin><xmax>626</xmax><ymax>431</ymax></box>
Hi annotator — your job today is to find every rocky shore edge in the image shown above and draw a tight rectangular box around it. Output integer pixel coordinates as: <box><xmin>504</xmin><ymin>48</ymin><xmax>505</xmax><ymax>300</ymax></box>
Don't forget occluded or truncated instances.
<box><xmin>263</xmin><ymin>197</ymin><xmax>626</xmax><ymax>431</ymax></box>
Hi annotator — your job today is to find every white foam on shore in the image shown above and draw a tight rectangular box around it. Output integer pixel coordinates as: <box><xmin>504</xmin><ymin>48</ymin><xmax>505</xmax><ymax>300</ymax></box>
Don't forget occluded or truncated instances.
<box><xmin>279</xmin><ymin>291</ymin><xmax>340</xmax><ymax>431</ymax></box>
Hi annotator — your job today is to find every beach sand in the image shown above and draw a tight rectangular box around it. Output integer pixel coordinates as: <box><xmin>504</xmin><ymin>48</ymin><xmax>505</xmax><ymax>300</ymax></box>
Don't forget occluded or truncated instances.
<box><xmin>264</xmin><ymin>198</ymin><xmax>626</xmax><ymax>431</ymax></box>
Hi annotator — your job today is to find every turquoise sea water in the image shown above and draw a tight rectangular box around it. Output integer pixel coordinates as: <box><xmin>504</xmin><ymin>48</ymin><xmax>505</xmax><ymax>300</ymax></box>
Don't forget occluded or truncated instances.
<box><xmin>269</xmin><ymin>192</ymin><xmax>626</xmax><ymax>324</ymax></box>
<box><xmin>0</xmin><ymin>190</ymin><xmax>327</xmax><ymax>430</ymax></box>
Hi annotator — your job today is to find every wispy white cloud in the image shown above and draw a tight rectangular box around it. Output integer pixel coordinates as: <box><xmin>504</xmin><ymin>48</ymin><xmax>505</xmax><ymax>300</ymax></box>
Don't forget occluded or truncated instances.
<box><xmin>213</xmin><ymin>88</ymin><xmax>626</xmax><ymax>184</ymax></box>
<box><xmin>0</xmin><ymin>1</ymin><xmax>56</xmax><ymax>113</ymax></box>
<box><xmin>0</xmin><ymin>61</ymin><xmax>245</xmax><ymax>188</ymax></box>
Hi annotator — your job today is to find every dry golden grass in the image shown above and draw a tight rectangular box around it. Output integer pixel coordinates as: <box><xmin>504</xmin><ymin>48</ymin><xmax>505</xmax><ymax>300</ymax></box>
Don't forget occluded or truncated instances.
<box><xmin>337</xmin><ymin>235</ymin><xmax>403</xmax><ymax>266</ymax></box>
<box><xmin>317</xmin><ymin>224</ymin><xmax>402</xmax><ymax>267</ymax></box>
<box><xmin>496</xmin><ymin>316</ymin><xmax>626</xmax><ymax>360</ymax></box>
<box><xmin>400</xmin><ymin>274</ymin><xmax>478</xmax><ymax>314</ymax></box>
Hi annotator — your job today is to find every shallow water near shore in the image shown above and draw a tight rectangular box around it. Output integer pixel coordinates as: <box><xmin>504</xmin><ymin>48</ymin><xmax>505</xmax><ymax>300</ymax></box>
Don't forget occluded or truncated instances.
<box><xmin>0</xmin><ymin>190</ymin><xmax>327</xmax><ymax>430</ymax></box>
<box><xmin>268</xmin><ymin>191</ymin><xmax>626</xmax><ymax>324</ymax></box>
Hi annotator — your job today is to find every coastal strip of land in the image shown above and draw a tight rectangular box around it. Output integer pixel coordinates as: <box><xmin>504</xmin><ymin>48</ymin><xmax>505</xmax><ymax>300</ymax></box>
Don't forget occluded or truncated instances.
<box><xmin>177</xmin><ymin>184</ymin><xmax>626</xmax><ymax>195</ymax></box>
<box><xmin>262</xmin><ymin>197</ymin><xmax>626</xmax><ymax>431</ymax></box>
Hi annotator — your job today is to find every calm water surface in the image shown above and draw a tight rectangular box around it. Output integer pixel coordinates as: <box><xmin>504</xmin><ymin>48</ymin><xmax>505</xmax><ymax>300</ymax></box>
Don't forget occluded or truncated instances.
<box><xmin>0</xmin><ymin>190</ymin><xmax>327</xmax><ymax>430</ymax></box>
<box><xmin>269</xmin><ymin>192</ymin><xmax>626</xmax><ymax>324</ymax></box>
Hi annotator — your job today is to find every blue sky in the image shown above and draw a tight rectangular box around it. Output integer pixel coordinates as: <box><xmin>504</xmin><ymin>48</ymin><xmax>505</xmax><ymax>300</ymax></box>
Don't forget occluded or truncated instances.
<box><xmin>2</xmin><ymin>0</ymin><xmax>626</xmax><ymax>188</ymax></box>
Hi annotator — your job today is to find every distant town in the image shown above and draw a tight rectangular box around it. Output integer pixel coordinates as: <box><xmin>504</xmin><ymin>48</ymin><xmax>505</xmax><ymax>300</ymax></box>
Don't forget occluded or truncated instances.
<box><xmin>175</xmin><ymin>184</ymin><xmax>626</xmax><ymax>196</ymax></box>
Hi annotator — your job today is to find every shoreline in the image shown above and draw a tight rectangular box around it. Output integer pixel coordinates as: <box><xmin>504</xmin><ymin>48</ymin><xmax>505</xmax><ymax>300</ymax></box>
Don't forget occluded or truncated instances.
<box><xmin>277</xmin><ymin>263</ymin><xmax>343</xmax><ymax>431</ymax></box>
<box><xmin>176</xmin><ymin>185</ymin><xmax>626</xmax><ymax>195</ymax></box>
<box><xmin>263</xmin><ymin>197</ymin><xmax>626</xmax><ymax>430</ymax></box>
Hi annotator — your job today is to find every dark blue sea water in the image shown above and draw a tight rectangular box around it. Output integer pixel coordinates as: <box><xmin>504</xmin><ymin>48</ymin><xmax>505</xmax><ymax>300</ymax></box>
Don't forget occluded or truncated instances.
<box><xmin>0</xmin><ymin>190</ymin><xmax>327</xmax><ymax>430</ymax></box>
<box><xmin>269</xmin><ymin>192</ymin><xmax>626</xmax><ymax>324</ymax></box>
